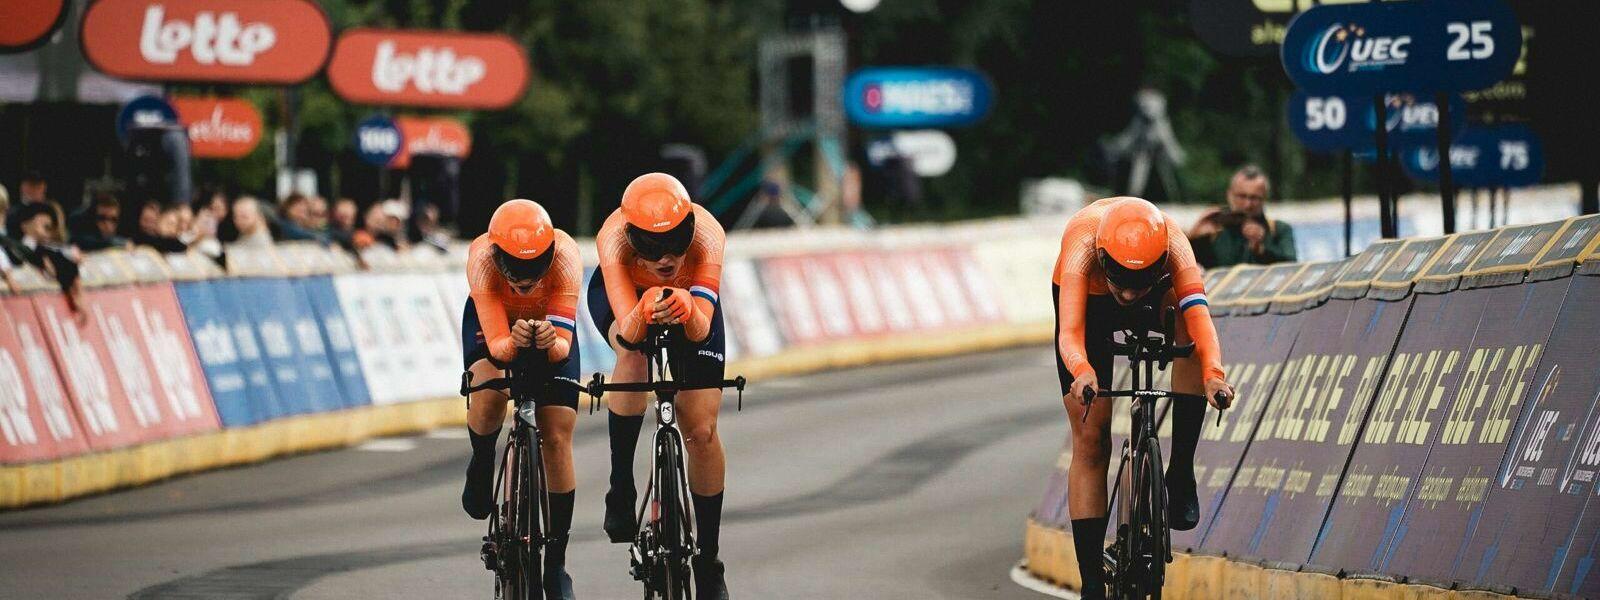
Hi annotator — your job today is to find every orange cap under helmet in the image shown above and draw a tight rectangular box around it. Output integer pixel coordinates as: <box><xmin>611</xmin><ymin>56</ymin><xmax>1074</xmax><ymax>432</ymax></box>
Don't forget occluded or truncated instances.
<box><xmin>620</xmin><ymin>172</ymin><xmax>693</xmax><ymax>233</ymax></box>
<box><xmin>1095</xmin><ymin>197</ymin><xmax>1169</xmax><ymax>290</ymax></box>
<box><xmin>488</xmin><ymin>199</ymin><xmax>556</xmax><ymax>282</ymax></box>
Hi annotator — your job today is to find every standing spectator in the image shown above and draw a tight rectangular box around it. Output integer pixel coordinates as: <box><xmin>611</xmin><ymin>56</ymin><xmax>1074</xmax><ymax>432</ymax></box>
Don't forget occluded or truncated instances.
<box><xmin>308</xmin><ymin>196</ymin><xmax>330</xmax><ymax>231</ymax></box>
<box><xmin>408</xmin><ymin>203</ymin><xmax>452</xmax><ymax>253</ymax></box>
<box><xmin>362</xmin><ymin>199</ymin><xmax>409</xmax><ymax>251</ymax></box>
<box><xmin>186</xmin><ymin>198</ymin><xmax>224</xmax><ymax>259</ymax></box>
<box><xmin>14</xmin><ymin>203</ymin><xmax>83</xmax><ymax>307</ymax></box>
<box><xmin>231</xmin><ymin>196</ymin><xmax>275</xmax><ymax>248</ymax></box>
<box><xmin>1186</xmin><ymin>165</ymin><xmax>1297</xmax><ymax>267</ymax></box>
<box><xmin>130</xmin><ymin>200</ymin><xmax>185</xmax><ymax>252</ymax></box>
<box><xmin>150</xmin><ymin>204</ymin><xmax>191</xmax><ymax>253</ymax></box>
<box><xmin>6</xmin><ymin>170</ymin><xmax>68</xmax><ymax>242</ymax></box>
<box><xmin>70</xmin><ymin>193</ymin><xmax>131</xmax><ymax>252</ymax></box>
<box><xmin>1</xmin><ymin>184</ymin><xmax>32</xmax><ymax>289</ymax></box>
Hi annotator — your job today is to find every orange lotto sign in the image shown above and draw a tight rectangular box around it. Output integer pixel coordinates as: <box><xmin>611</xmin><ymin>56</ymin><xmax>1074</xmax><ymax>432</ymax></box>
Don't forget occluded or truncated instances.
<box><xmin>390</xmin><ymin>116</ymin><xmax>472</xmax><ymax>169</ymax></box>
<box><xmin>328</xmin><ymin>29</ymin><xmax>529</xmax><ymax>109</ymax></box>
<box><xmin>81</xmin><ymin>0</ymin><xmax>330</xmax><ymax>84</ymax></box>
<box><xmin>171</xmin><ymin>97</ymin><xmax>261</xmax><ymax>159</ymax></box>
<box><xmin>0</xmin><ymin>0</ymin><xmax>67</xmax><ymax>52</ymax></box>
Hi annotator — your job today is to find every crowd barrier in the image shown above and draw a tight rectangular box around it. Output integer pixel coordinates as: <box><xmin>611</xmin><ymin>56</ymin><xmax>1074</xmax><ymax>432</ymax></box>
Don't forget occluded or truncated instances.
<box><xmin>1024</xmin><ymin>214</ymin><xmax>1600</xmax><ymax>599</ymax></box>
<box><xmin>1</xmin><ymin>219</ymin><xmax>1064</xmax><ymax>509</ymax></box>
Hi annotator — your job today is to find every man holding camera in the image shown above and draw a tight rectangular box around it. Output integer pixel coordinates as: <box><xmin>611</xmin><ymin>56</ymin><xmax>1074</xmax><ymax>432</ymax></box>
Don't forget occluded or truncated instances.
<box><xmin>1187</xmin><ymin>165</ymin><xmax>1296</xmax><ymax>267</ymax></box>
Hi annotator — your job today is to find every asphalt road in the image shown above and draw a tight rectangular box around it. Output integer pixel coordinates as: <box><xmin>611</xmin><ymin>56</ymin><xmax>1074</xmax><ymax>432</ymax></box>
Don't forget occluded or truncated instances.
<box><xmin>0</xmin><ymin>346</ymin><xmax>1066</xmax><ymax>600</ymax></box>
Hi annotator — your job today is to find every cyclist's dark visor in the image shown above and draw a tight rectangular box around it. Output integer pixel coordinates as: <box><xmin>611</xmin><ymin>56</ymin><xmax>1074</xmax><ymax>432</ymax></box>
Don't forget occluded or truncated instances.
<box><xmin>494</xmin><ymin>243</ymin><xmax>555</xmax><ymax>284</ymax></box>
<box><xmin>626</xmin><ymin>212</ymin><xmax>696</xmax><ymax>261</ymax></box>
<box><xmin>1097</xmin><ymin>248</ymin><xmax>1167</xmax><ymax>291</ymax></box>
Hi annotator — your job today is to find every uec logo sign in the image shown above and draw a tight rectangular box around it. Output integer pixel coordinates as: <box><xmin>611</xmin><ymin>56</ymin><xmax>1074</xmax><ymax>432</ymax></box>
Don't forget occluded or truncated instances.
<box><xmin>843</xmin><ymin>67</ymin><xmax>992</xmax><ymax>129</ymax></box>
<box><xmin>1283</xmin><ymin>0</ymin><xmax>1520</xmax><ymax>94</ymax></box>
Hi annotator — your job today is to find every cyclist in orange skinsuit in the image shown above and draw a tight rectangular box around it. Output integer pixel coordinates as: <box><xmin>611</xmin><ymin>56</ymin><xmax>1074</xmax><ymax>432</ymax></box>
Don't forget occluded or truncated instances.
<box><xmin>1053</xmin><ymin>197</ymin><xmax>1235</xmax><ymax>600</ymax></box>
<box><xmin>586</xmin><ymin>172</ymin><xmax>731</xmax><ymax>599</ymax></box>
<box><xmin>460</xmin><ymin>199</ymin><xmax>582</xmax><ymax>599</ymax></box>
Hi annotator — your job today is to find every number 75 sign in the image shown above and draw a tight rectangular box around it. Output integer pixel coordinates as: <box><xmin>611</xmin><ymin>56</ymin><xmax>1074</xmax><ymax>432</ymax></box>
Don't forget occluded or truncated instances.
<box><xmin>1282</xmin><ymin>0</ymin><xmax>1521</xmax><ymax>94</ymax></box>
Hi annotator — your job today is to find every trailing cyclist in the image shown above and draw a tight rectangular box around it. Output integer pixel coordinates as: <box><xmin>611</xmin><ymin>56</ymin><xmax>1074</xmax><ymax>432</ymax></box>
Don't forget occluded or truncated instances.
<box><xmin>589</xmin><ymin>172</ymin><xmax>732</xmax><ymax>599</ymax></box>
<box><xmin>1052</xmin><ymin>197</ymin><xmax>1235</xmax><ymax>599</ymax></box>
<box><xmin>461</xmin><ymin>199</ymin><xmax>583</xmax><ymax>600</ymax></box>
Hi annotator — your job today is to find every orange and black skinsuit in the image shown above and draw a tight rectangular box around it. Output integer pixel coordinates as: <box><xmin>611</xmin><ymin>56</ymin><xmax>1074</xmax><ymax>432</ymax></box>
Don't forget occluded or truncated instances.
<box><xmin>1052</xmin><ymin>197</ymin><xmax>1225</xmax><ymax>598</ymax></box>
<box><xmin>461</xmin><ymin>229</ymin><xmax>583</xmax><ymax>408</ymax></box>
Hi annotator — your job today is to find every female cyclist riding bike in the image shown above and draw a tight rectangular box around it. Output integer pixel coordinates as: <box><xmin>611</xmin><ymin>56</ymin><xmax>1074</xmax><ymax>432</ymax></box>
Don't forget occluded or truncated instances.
<box><xmin>588</xmin><ymin>173</ymin><xmax>732</xmax><ymax>600</ymax></box>
<box><xmin>460</xmin><ymin>199</ymin><xmax>583</xmax><ymax>600</ymax></box>
<box><xmin>1053</xmin><ymin>197</ymin><xmax>1235</xmax><ymax>599</ymax></box>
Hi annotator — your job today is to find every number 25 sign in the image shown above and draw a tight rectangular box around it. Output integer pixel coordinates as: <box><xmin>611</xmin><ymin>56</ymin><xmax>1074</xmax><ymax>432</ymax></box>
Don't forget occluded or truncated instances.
<box><xmin>1281</xmin><ymin>0</ymin><xmax>1520</xmax><ymax>94</ymax></box>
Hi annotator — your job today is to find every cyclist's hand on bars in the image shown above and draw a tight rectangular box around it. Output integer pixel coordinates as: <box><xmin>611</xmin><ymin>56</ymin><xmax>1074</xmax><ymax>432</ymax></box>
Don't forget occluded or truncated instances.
<box><xmin>1204</xmin><ymin>377</ymin><xmax>1235</xmax><ymax>410</ymax></box>
<box><xmin>652</xmin><ymin>288</ymin><xmax>693</xmax><ymax>325</ymax></box>
<box><xmin>532</xmin><ymin>320</ymin><xmax>559</xmax><ymax>350</ymax></box>
<box><xmin>1068</xmin><ymin>372</ymin><xmax>1098</xmax><ymax>407</ymax></box>
<box><xmin>637</xmin><ymin>286</ymin><xmax>666</xmax><ymax>324</ymax></box>
<box><xmin>511</xmin><ymin>319</ymin><xmax>536</xmax><ymax>348</ymax></box>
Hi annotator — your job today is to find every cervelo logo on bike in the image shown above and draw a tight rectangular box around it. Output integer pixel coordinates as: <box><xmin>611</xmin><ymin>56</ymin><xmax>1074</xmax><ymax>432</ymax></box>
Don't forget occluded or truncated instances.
<box><xmin>82</xmin><ymin>0</ymin><xmax>330</xmax><ymax>84</ymax></box>
<box><xmin>328</xmin><ymin>29</ymin><xmax>529</xmax><ymax>109</ymax></box>
<box><xmin>1304</xmin><ymin>22</ymin><xmax>1410</xmax><ymax>75</ymax></box>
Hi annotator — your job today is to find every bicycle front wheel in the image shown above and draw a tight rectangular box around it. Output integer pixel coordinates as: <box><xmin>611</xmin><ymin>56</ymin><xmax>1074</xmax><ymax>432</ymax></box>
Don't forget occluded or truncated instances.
<box><xmin>657</xmin><ymin>432</ymin><xmax>692</xmax><ymax>600</ymax></box>
<box><xmin>506</xmin><ymin>433</ymin><xmax>543</xmax><ymax>600</ymax></box>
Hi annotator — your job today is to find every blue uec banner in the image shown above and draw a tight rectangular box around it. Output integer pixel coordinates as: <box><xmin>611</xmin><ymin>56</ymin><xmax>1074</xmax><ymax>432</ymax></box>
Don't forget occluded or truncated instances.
<box><xmin>1282</xmin><ymin>0</ymin><xmax>1521</xmax><ymax>95</ymax></box>
<box><xmin>842</xmin><ymin>67</ymin><xmax>993</xmax><ymax>129</ymax></box>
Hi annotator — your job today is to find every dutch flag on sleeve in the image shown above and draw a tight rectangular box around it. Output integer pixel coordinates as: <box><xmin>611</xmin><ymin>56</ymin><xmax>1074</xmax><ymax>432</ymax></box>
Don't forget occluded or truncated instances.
<box><xmin>690</xmin><ymin>278</ymin><xmax>719</xmax><ymax>305</ymax></box>
<box><xmin>1177</xmin><ymin>284</ymin><xmax>1208</xmax><ymax>312</ymax></box>
<box><xmin>546</xmin><ymin>308</ymin><xmax>578</xmax><ymax>333</ymax></box>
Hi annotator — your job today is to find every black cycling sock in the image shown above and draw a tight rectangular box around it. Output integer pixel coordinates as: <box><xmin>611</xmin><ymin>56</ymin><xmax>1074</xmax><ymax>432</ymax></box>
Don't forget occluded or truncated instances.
<box><xmin>544</xmin><ymin>491</ymin><xmax>575</xmax><ymax>568</ymax></box>
<box><xmin>608</xmin><ymin>411</ymin><xmax>645</xmax><ymax>493</ymax></box>
<box><xmin>462</xmin><ymin>426</ymin><xmax>501</xmax><ymax>520</ymax></box>
<box><xmin>1167</xmin><ymin>400</ymin><xmax>1203</xmax><ymax>483</ymax></box>
<box><xmin>693</xmin><ymin>492</ymin><xmax>724</xmax><ymax>560</ymax></box>
<box><xmin>1071</xmin><ymin>517</ymin><xmax>1108</xmax><ymax>600</ymax></box>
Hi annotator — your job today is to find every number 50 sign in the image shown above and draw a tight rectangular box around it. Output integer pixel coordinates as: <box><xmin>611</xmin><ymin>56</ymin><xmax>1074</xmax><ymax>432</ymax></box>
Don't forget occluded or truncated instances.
<box><xmin>1282</xmin><ymin>0</ymin><xmax>1521</xmax><ymax>94</ymax></box>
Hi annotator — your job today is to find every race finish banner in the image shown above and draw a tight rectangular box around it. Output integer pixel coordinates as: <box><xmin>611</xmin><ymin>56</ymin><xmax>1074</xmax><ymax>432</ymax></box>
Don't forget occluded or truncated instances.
<box><xmin>1202</xmin><ymin>242</ymin><xmax>1416</xmax><ymax>562</ymax></box>
<box><xmin>328</xmin><ymin>29</ymin><xmax>530</xmax><ymax>110</ymax></box>
<box><xmin>81</xmin><ymin>0</ymin><xmax>331</xmax><ymax>84</ymax></box>
<box><xmin>1282</xmin><ymin>0</ymin><xmax>1522</xmax><ymax>95</ymax></box>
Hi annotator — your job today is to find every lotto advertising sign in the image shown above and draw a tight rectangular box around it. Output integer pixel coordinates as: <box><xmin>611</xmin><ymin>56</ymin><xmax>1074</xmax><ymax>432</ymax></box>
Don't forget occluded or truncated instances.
<box><xmin>170</xmin><ymin>96</ymin><xmax>262</xmax><ymax>159</ymax></box>
<box><xmin>0</xmin><ymin>298</ymin><xmax>89</xmax><ymax>464</ymax></box>
<box><xmin>843</xmin><ymin>67</ymin><xmax>994</xmax><ymax>129</ymax></box>
<box><xmin>0</xmin><ymin>0</ymin><xmax>68</xmax><ymax>53</ymax></box>
<box><xmin>1402</xmin><ymin>125</ymin><xmax>1544</xmax><ymax>188</ymax></box>
<box><xmin>1282</xmin><ymin>0</ymin><xmax>1522</xmax><ymax>94</ymax></box>
<box><xmin>81</xmin><ymin>0</ymin><xmax>331</xmax><ymax>85</ymax></box>
<box><xmin>327</xmin><ymin>29</ymin><xmax>529</xmax><ymax>109</ymax></box>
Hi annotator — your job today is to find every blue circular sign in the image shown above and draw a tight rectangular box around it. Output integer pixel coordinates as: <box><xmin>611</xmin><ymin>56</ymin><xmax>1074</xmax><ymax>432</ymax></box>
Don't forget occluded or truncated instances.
<box><xmin>1282</xmin><ymin>0</ymin><xmax>1521</xmax><ymax>94</ymax></box>
<box><xmin>116</xmin><ymin>95</ymin><xmax>178</xmax><ymax>144</ymax></box>
<box><xmin>1401</xmin><ymin>125</ymin><xmax>1543</xmax><ymax>188</ymax></box>
<box><xmin>354</xmin><ymin>115</ymin><xmax>404</xmax><ymax>167</ymax></box>
<box><xmin>842</xmin><ymin>67</ymin><xmax>993</xmax><ymax>129</ymax></box>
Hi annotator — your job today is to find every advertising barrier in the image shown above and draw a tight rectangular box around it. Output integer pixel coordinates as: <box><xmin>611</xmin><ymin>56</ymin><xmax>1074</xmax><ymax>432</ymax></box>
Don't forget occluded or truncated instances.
<box><xmin>0</xmin><ymin>296</ymin><xmax>88</xmax><ymax>464</ymax></box>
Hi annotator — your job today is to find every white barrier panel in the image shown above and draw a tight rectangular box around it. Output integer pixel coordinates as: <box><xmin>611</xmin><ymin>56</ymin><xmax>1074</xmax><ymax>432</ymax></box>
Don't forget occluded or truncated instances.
<box><xmin>334</xmin><ymin>273</ymin><xmax>460</xmax><ymax>404</ymax></box>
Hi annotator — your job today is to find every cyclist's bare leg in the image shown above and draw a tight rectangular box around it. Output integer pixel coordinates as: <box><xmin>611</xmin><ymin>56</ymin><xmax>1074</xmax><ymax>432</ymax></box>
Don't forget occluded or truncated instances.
<box><xmin>536</xmin><ymin>406</ymin><xmax>577</xmax><ymax>493</ymax></box>
<box><xmin>463</xmin><ymin>358</ymin><xmax>509</xmax><ymax>520</ymax></box>
<box><xmin>603</xmin><ymin>321</ymin><xmax>651</xmax><ymax>541</ymax></box>
<box><xmin>677</xmin><ymin>389</ymin><xmax>725</xmax><ymax>495</ymax></box>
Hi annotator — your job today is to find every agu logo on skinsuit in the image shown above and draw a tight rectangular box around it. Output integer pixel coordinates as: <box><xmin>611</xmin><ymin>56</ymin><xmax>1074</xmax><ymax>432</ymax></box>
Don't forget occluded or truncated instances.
<box><xmin>1304</xmin><ymin>22</ymin><xmax>1410</xmax><ymax>75</ymax></box>
<box><xmin>81</xmin><ymin>0</ymin><xmax>331</xmax><ymax>84</ymax></box>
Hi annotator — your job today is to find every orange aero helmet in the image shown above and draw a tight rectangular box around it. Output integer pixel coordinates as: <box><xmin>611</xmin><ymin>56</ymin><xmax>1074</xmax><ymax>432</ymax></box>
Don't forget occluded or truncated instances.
<box><xmin>620</xmin><ymin>172</ymin><xmax>697</xmax><ymax>260</ymax></box>
<box><xmin>1094</xmin><ymin>197</ymin><xmax>1169</xmax><ymax>290</ymax></box>
<box><xmin>488</xmin><ymin>199</ymin><xmax>556</xmax><ymax>282</ymax></box>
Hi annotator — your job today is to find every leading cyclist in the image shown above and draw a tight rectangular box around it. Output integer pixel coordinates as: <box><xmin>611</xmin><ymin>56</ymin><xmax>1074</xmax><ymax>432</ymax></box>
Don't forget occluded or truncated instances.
<box><xmin>1053</xmin><ymin>197</ymin><xmax>1235</xmax><ymax>599</ymax></box>
<box><xmin>460</xmin><ymin>199</ymin><xmax>583</xmax><ymax>600</ymax></box>
<box><xmin>588</xmin><ymin>172</ymin><xmax>732</xmax><ymax>600</ymax></box>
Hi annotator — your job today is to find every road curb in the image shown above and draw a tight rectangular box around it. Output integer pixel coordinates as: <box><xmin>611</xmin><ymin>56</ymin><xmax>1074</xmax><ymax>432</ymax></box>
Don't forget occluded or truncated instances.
<box><xmin>1020</xmin><ymin>519</ymin><xmax>1520</xmax><ymax>599</ymax></box>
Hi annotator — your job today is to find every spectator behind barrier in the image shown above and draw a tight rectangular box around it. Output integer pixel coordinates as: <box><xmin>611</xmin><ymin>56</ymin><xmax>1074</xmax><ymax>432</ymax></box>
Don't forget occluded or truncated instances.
<box><xmin>327</xmin><ymin>197</ymin><xmax>359</xmax><ymax>252</ymax></box>
<box><xmin>231</xmin><ymin>196</ymin><xmax>275</xmax><ymax>248</ymax></box>
<box><xmin>361</xmin><ymin>199</ymin><xmax>409</xmax><ymax>251</ymax></box>
<box><xmin>277</xmin><ymin>193</ymin><xmax>327</xmax><ymax>243</ymax></box>
<box><xmin>12</xmin><ymin>202</ymin><xmax>84</xmax><ymax>311</ymax></box>
<box><xmin>408</xmin><ymin>203</ymin><xmax>451</xmax><ymax>253</ymax></box>
<box><xmin>1186</xmin><ymin>165</ymin><xmax>1297</xmax><ymax>267</ymax></box>
<box><xmin>70</xmin><ymin>193</ymin><xmax>132</xmax><ymax>252</ymax></box>
<box><xmin>186</xmin><ymin>195</ymin><xmax>224</xmax><ymax>260</ymax></box>
<box><xmin>5</xmin><ymin>170</ymin><xmax>69</xmax><ymax>244</ymax></box>
<box><xmin>1</xmin><ymin>183</ymin><xmax>28</xmax><ymax>291</ymax></box>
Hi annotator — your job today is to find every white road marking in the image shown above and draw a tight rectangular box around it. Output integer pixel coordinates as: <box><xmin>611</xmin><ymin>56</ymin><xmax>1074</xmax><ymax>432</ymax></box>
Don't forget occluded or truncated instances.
<box><xmin>1010</xmin><ymin>561</ymin><xmax>1080</xmax><ymax>599</ymax></box>
<box><xmin>356</xmin><ymin>439</ymin><xmax>419</xmax><ymax>452</ymax></box>
<box><xmin>426</xmin><ymin>428</ymin><xmax>469</xmax><ymax>439</ymax></box>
